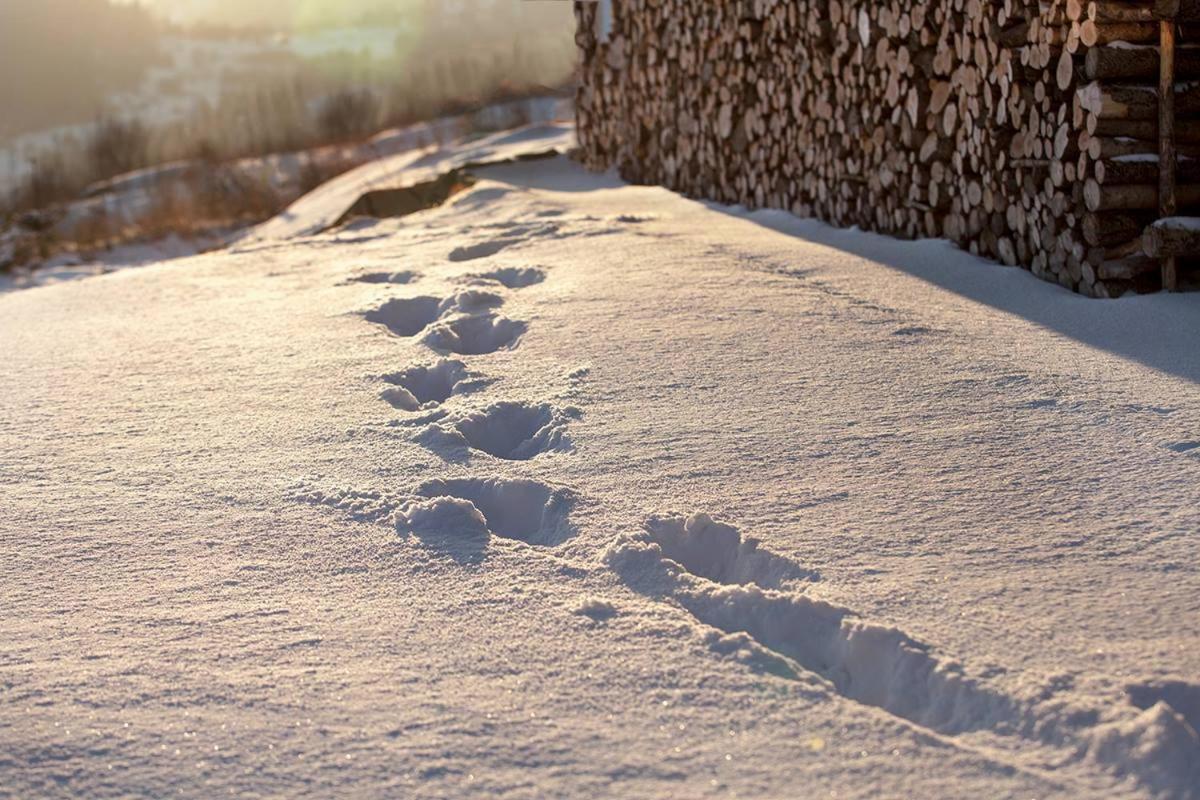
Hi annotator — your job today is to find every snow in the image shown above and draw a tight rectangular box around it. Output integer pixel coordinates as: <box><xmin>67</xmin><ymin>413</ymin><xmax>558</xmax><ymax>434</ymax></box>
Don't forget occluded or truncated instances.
<box><xmin>0</xmin><ymin>232</ymin><xmax>227</xmax><ymax>293</ymax></box>
<box><xmin>1</xmin><ymin>133</ymin><xmax>1199</xmax><ymax>799</ymax></box>
<box><xmin>239</xmin><ymin>119</ymin><xmax>574</xmax><ymax>243</ymax></box>
<box><xmin>1155</xmin><ymin>216</ymin><xmax>1200</xmax><ymax>233</ymax></box>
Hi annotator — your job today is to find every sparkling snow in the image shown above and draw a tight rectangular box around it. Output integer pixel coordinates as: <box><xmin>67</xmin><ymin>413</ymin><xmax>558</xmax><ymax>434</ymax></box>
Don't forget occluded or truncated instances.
<box><xmin>1</xmin><ymin>137</ymin><xmax>1198</xmax><ymax>799</ymax></box>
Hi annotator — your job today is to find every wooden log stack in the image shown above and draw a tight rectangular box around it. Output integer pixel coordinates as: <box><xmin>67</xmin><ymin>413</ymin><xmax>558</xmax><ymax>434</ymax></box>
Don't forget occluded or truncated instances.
<box><xmin>574</xmin><ymin>0</ymin><xmax>1200</xmax><ymax>296</ymax></box>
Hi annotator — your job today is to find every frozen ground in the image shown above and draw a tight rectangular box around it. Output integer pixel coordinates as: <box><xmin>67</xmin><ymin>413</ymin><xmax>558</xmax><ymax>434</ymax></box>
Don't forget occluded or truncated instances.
<box><xmin>1</xmin><ymin>139</ymin><xmax>1199</xmax><ymax>799</ymax></box>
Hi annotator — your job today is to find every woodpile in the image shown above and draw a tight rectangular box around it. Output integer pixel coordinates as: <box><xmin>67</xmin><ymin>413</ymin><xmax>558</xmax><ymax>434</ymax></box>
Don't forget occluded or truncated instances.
<box><xmin>574</xmin><ymin>0</ymin><xmax>1199</xmax><ymax>296</ymax></box>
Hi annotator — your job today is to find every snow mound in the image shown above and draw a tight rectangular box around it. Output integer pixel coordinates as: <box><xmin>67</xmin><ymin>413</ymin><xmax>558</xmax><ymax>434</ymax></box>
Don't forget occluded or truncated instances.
<box><xmin>422</xmin><ymin>314</ymin><xmax>527</xmax><ymax>355</ymax></box>
<box><xmin>381</xmin><ymin>360</ymin><xmax>473</xmax><ymax>412</ymax></box>
<box><xmin>364</xmin><ymin>296</ymin><xmax>443</xmax><ymax>337</ymax></box>
<box><xmin>408</xmin><ymin>478</ymin><xmax>574</xmax><ymax>546</ymax></box>
<box><xmin>287</xmin><ymin>485</ymin><xmax>397</xmax><ymax>523</ymax></box>
<box><xmin>573</xmin><ymin>597</ymin><xmax>618</xmax><ymax>621</ymax></box>
<box><xmin>1089</xmin><ymin>702</ymin><xmax>1200</xmax><ymax>799</ymax></box>
<box><xmin>438</xmin><ymin>289</ymin><xmax>505</xmax><ymax>315</ymax></box>
<box><xmin>397</xmin><ymin>496</ymin><xmax>490</xmax><ymax>540</ymax></box>
<box><xmin>1127</xmin><ymin>680</ymin><xmax>1200</xmax><ymax>734</ymax></box>
<box><xmin>448</xmin><ymin>238</ymin><xmax>519</xmax><ymax>263</ymax></box>
<box><xmin>643</xmin><ymin>513</ymin><xmax>815</xmax><ymax>589</ymax></box>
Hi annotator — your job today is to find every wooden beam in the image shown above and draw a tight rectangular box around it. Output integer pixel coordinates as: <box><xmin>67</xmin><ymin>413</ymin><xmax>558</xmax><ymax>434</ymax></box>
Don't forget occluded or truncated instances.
<box><xmin>1160</xmin><ymin>18</ymin><xmax>1179</xmax><ymax>291</ymax></box>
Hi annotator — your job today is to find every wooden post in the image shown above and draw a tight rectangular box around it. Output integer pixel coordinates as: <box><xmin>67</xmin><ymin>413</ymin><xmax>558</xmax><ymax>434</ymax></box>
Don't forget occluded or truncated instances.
<box><xmin>1160</xmin><ymin>17</ymin><xmax>1179</xmax><ymax>290</ymax></box>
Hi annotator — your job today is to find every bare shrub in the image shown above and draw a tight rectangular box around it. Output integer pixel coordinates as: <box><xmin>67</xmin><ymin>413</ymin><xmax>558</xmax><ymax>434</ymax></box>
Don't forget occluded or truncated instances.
<box><xmin>87</xmin><ymin>118</ymin><xmax>151</xmax><ymax>178</ymax></box>
<box><xmin>316</xmin><ymin>88</ymin><xmax>382</xmax><ymax>143</ymax></box>
<box><xmin>3</xmin><ymin>0</ymin><xmax>579</xmax><ymax>267</ymax></box>
<box><xmin>22</xmin><ymin>156</ymin><xmax>75</xmax><ymax>209</ymax></box>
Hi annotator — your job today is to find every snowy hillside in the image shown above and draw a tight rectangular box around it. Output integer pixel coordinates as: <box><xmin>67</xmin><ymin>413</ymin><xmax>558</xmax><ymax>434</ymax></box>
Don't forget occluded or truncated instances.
<box><xmin>1</xmin><ymin>136</ymin><xmax>1198</xmax><ymax>799</ymax></box>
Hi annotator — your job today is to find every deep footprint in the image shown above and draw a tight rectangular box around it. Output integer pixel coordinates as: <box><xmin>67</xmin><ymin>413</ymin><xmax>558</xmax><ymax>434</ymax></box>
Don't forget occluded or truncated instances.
<box><xmin>610</xmin><ymin>517</ymin><xmax>1020</xmax><ymax>735</ymax></box>
<box><xmin>365</xmin><ymin>296</ymin><xmax>442</xmax><ymax>337</ymax></box>
<box><xmin>472</xmin><ymin>267</ymin><xmax>546</xmax><ymax>289</ymax></box>
<box><xmin>398</xmin><ymin>477</ymin><xmax>575</xmax><ymax>545</ymax></box>
<box><xmin>610</xmin><ymin>514</ymin><xmax>1200</xmax><ymax>796</ymax></box>
<box><xmin>452</xmin><ymin>401</ymin><xmax>572</xmax><ymax>460</ymax></box>
<box><xmin>422</xmin><ymin>314</ymin><xmax>527</xmax><ymax>355</ymax></box>
<box><xmin>644</xmin><ymin>513</ymin><xmax>817</xmax><ymax>588</ymax></box>
<box><xmin>381</xmin><ymin>360</ymin><xmax>472</xmax><ymax>411</ymax></box>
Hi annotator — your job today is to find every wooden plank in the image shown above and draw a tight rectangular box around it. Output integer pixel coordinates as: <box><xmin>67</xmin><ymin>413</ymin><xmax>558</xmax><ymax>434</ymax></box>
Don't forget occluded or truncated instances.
<box><xmin>1160</xmin><ymin>19</ymin><xmax>1179</xmax><ymax>291</ymax></box>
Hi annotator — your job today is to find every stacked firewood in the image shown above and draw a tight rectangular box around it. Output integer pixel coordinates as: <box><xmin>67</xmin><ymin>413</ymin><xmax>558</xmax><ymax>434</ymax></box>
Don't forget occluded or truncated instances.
<box><xmin>574</xmin><ymin>0</ymin><xmax>1198</xmax><ymax>296</ymax></box>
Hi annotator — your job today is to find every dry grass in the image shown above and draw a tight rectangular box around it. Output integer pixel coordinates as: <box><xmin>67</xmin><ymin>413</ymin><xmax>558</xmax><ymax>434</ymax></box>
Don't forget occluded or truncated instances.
<box><xmin>0</xmin><ymin>0</ymin><xmax>577</xmax><ymax>273</ymax></box>
<box><xmin>5</xmin><ymin>42</ymin><xmax>575</xmax><ymax>216</ymax></box>
<box><xmin>1</xmin><ymin>82</ymin><xmax>571</xmax><ymax>273</ymax></box>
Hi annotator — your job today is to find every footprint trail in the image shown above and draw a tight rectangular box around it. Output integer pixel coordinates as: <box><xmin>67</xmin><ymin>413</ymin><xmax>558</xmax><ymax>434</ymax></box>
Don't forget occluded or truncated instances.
<box><xmin>608</xmin><ymin>512</ymin><xmax>1200</xmax><ymax>797</ymax></box>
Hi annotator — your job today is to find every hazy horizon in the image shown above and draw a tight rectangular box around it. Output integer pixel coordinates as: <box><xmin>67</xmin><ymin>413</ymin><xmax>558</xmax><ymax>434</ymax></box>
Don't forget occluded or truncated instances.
<box><xmin>128</xmin><ymin>0</ymin><xmax>442</xmax><ymax>29</ymax></box>
<box><xmin>1</xmin><ymin>0</ymin><xmax>574</xmax><ymax>141</ymax></box>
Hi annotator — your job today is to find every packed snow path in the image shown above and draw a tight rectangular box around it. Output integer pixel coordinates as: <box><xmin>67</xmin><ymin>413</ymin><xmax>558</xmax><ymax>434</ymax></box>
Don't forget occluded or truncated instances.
<box><xmin>2</xmin><ymin>150</ymin><xmax>1199</xmax><ymax>799</ymax></box>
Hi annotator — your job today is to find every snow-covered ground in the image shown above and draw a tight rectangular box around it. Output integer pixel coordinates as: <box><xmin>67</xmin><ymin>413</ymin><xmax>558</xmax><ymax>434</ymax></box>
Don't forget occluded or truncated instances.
<box><xmin>1</xmin><ymin>138</ymin><xmax>1198</xmax><ymax>799</ymax></box>
<box><xmin>0</xmin><ymin>233</ymin><xmax>230</xmax><ymax>294</ymax></box>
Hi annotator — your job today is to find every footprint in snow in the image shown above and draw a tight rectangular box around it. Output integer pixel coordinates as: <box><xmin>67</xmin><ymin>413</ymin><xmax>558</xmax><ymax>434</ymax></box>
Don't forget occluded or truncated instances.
<box><xmin>469</xmin><ymin>266</ymin><xmax>547</xmax><ymax>289</ymax></box>
<box><xmin>642</xmin><ymin>513</ymin><xmax>817</xmax><ymax>589</ymax></box>
<box><xmin>364</xmin><ymin>291</ymin><xmax>505</xmax><ymax>338</ymax></box>
<box><xmin>416</xmin><ymin>401</ymin><xmax>575</xmax><ymax>461</ymax></box>
<box><xmin>365</xmin><ymin>296</ymin><xmax>442</xmax><ymax>337</ymax></box>
<box><xmin>381</xmin><ymin>359</ymin><xmax>488</xmax><ymax>411</ymax></box>
<box><xmin>608</xmin><ymin>512</ymin><xmax>1022</xmax><ymax>737</ymax></box>
<box><xmin>422</xmin><ymin>314</ymin><xmax>527</xmax><ymax>355</ymax></box>
<box><xmin>609</xmin><ymin>510</ymin><xmax>1200</xmax><ymax>796</ymax></box>
<box><xmin>396</xmin><ymin>477</ymin><xmax>575</xmax><ymax>546</ymax></box>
